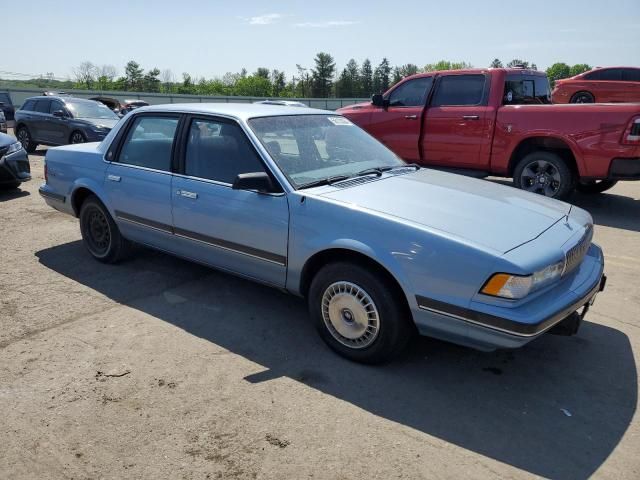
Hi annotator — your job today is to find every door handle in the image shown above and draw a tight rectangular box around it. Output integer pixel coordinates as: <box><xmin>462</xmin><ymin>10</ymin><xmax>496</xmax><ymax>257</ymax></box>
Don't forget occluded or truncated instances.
<box><xmin>404</xmin><ymin>115</ymin><xmax>418</xmax><ymax>120</ymax></box>
<box><xmin>107</xmin><ymin>174</ymin><xmax>121</xmax><ymax>182</ymax></box>
<box><xmin>177</xmin><ymin>190</ymin><xmax>198</xmax><ymax>199</ymax></box>
<box><xmin>463</xmin><ymin>115</ymin><xmax>480</xmax><ymax>120</ymax></box>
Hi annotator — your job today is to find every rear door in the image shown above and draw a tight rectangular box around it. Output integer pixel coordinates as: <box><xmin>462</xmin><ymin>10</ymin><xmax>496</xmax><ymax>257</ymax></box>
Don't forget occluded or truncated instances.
<box><xmin>104</xmin><ymin>113</ymin><xmax>181</xmax><ymax>245</ymax></box>
<box><xmin>421</xmin><ymin>74</ymin><xmax>492</xmax><ymax>169</ymax></box>
<box><xmin>171</xmin><ymin>116</ymin><xmax>289</xmax><ymax>286</ymax></box>
<box><xmin>364</xmin><ymin>76</ymin><xmax>433</xmax><ymax>161</ymax></box>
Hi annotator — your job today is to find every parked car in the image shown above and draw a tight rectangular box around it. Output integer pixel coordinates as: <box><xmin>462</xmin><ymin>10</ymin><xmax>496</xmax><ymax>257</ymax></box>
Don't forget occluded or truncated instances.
<box><xmin>90</xmin><ymin>96</ymin><xmax>123</xmax><ymax>114</ymax></box>
<box><xmin>120</xmin><ymin>99</ymin><xmax>149</xmax><ymax>115</ymax></box>
<box><xmin>552</xmin><ymin>67</ymin><xmax>640</xmax><ymax>104</ymax></box>
<box><xmin>253</xmin><ymin>100</ymin><xmax>309</xmax><ymax>107</ymax></box>
<box><xmin>14</xmin><ymin>96</ymin><xmax>120</xmax><ymax>152</ymax></box>
<box><xmin>39</xmin><ymin>104</ymin><xmax>605</xmax><ymax>363</ymax></box>
<box><xmin>0</xmin><ymin>132</ymin><xmax>30</xmax><ymax>189</ymax></box>
<box><xmin>338</xmin><ymin>68</ymin><xmax>640</xmax><ymax>198</ymax></box>
<box><xmin>0</xmin><ymin>91</ymin><xmax>16</xmax><ymax>128</ymax></box>
<box><xmin>0</xmin><ymin>110</ymin><xmax>6</xmax><ymax>133</ymax></box>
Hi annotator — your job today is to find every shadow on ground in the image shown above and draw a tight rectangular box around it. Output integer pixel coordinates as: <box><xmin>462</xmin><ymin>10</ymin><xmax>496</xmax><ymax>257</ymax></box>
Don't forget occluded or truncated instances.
<box><xmin>37</xmin><ymin>241</ymin><xmax>637</xmax><ymax>479</ymax></box>
<box><xmin>489</xmin><ymin>179</ymin><xmax>640</xmax><ymax>233</ymax></box>
<box><xmin>0</xmin><ymin>188</ymin><xmax>30</xmax><ymax>202</ymax></box>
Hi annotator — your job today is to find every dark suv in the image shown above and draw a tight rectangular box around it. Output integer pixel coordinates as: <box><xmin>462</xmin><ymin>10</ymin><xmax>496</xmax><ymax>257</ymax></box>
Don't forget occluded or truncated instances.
<box><xmin>14</xmin><ymin>96</ymin><xmax>120</xmax><ymax>152</ymax></box>
<box><xmin>0</xmin><ymin>92</ymin><xmax>15</xmax><ymax>128</ymax></box>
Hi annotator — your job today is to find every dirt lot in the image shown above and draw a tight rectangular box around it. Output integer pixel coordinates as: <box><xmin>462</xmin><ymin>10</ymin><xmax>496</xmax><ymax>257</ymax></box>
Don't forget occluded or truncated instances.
<box><xmin>1</xmin><ymin>143</ymin><xmax>639</xmax><ymax>480</ymax></box>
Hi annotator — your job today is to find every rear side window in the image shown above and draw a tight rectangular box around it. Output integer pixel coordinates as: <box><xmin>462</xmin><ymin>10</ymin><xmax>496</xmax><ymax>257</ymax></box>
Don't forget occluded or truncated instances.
<box><xmin>622</xmin><ymin>69</ymin><xmax>640</xmax><ymax>82</ymax></box>
<box><xmin>34</xmin><ymin>100</ymin><xmax>51</xmax><ymax>113</ymax></box>
<box><xmin>184</xmin><ymin>118</ymin><xmax>265</xmax><ymax>184</ymax></box>
<box><xmin>117</xmin><ymin>116</ymin><xmax>180</xmax><ymax>171</ymax></box>
<box><xmin>587</xmin><ymin>69</ymin><xmax>622</xmax><ymax>81</ymax></box>
<box><xmin>504</xmin><ymin>75</ymin><xmax>551</xmax><ymax>104</ymax></box>
<box><xmin>388</xmin><ymin>77</ymin><xmax>434</xmax><ymax>107</ymax></box>
<box><xmin>432</xmin><ymin>75</ymin><xmax>486</xmax><ymax>106</ymax></box>
<box><xmin>21</xmin><ymin>99</ymin><xmax>36</xmax><ymax>111</ymax></box>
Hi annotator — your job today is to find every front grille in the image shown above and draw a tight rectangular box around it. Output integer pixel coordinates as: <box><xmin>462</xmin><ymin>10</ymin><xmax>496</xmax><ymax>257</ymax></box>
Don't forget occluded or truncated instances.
<box><xmin>564</xmin><ymin>224</ymin><xmax>593</xmax><ymax>275</ymax></box>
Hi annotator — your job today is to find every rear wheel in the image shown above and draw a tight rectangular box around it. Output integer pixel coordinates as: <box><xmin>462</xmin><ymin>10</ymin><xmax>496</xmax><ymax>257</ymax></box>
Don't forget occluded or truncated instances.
<box><xmin>576</xmin><ymin>179</ymin><xmax>618</xmax><ymax>194</ymax></box>
<box><xmin>308</xmin><ymin>262</ymin><xmax>413</xmax><ymax>364</ymax></box>
<box><xmin>570</xmin><ymin>91</ymin><xmax>595</xmax><ymax>103</ymax></box>
<box><xmin>513</xmin><ymin>151</ymin><xmax>576</xmax><ymax>199</ymax></box>
<box><xmin>70</xmin><ymin>131</ymin><xmax>86</xmax><ymax>144</ymax></box>
<box><xmin>16</xmin><ymin>126</ymin><xmax>37</xmax><ymax>153</ymax></box>
<box><xmin>79</xmin><ymin>195</ymin><xmax>130</xmax><ymax>263</ymax></box>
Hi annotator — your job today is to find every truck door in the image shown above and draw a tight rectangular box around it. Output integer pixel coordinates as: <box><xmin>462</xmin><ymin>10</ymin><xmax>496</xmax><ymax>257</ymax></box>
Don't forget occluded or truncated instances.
<box><xmin>365</xmin><ymin>76</ymin><xmax>433</xmax><ymax>162</ymax></box>
<box><xmin>421</xmin><ymin>74</ymin><xmax>492</xmax><ymax>169</ymax></box>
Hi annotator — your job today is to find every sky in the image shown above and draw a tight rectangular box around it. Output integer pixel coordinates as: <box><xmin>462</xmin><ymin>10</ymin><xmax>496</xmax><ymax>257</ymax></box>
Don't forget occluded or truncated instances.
<box><xmin>2</xmin><ymin>0</ymin><xmax>639</xmax><ymax>81</ymax></box>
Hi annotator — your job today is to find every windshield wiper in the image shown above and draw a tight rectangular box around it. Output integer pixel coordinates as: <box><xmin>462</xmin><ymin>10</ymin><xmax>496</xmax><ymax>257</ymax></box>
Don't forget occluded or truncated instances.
<box><xmin>298</xmin><ymin>175</ymin><xmax>351</xmax><ymax>189</ymax></box>
<box><xmin>393</xmin><ymin>163</ymin><xmax>421</xmax><ymax>170</ymax></box>
<box><xmin>355</xmin><ymin>167</ymin><xmax>393</xmax><ymax>177</ymax></box>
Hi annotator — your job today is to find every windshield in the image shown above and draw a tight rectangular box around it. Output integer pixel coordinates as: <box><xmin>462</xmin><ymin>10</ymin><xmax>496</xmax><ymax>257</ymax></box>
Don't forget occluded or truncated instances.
<box><xmin>248</xmin><ymin>115</ymin><xmax>404</xmax><ymax>188</ymax></box>
<box><xmin>66</xmin><ymin>100</ymin><xmax>119</xmax><ymax>119</ymax></box>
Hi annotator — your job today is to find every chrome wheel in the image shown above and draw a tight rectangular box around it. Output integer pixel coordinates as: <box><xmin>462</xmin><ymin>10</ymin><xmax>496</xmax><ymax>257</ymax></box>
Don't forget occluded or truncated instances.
<box><xmin>321</xmin><ymin>281</ymin><xmax>380</xmax><ymax>349</ymax></box>
<box><xmin>71</xmin><ymin>132</ymin><xmax>85</xmax><ymax>144</ymax></box>
<box><xmin>520</xmin><ymin>160</ymin><xmax>562</xmax><ymax>197</ymax></box>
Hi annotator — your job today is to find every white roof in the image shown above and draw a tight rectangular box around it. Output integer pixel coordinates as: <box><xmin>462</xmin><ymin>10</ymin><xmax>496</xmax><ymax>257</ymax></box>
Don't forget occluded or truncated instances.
<box><xmin>137</xmin><ymin>102</ymin><xmax>334</xmax><ymax>120</ymax></box>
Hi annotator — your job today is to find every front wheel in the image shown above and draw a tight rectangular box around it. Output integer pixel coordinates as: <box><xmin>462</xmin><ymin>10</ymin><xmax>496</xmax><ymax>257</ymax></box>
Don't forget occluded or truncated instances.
<box><xmin>513</xmin><ymin>151</ymin><xmax>576</xmax><ymax>199</ymax></box>
<box><xmin>79</xmin><ymin>195</ymin><xmax>130</xmax><ymax>263</ymax></box>
<box><xmin>576</xmin><ymin>179</ymin><xmax>618</xmax><ymax>194</ymax></box>
<box><xmin>308</xmin><ymin>262</ymin><xmax>413</xmax><ymax>364</ymax></box>
<box><xmin>70</xmin><ymin>131</ymin><xmax>87</xmax><ymax>144</ymax></box>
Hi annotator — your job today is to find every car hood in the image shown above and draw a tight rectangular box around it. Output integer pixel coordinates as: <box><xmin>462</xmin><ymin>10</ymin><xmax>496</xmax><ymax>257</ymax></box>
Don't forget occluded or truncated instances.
<box><xmin>78</xmin><ymin>117</ymin><xmax>119</xmax><ymax>129</ymax></box>
<box><xmin>317</xmin><ymin>169</ymin><xmax>570</xmax><ymax>253</ymax></box>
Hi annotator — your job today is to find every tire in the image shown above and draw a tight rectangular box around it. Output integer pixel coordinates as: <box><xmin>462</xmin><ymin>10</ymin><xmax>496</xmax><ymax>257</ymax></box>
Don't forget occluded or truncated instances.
<box><xmin>70</xmin><ymin>131</ymin><xmax>87</xmax><ymax>144</ymax></box>
<box><xmin>79</xmin><ymin>195</ymin><xmax>130</xmax><ymax>263</ymax></box>
<box><xmin>570</xmin><ymin>91</ymin><xmax>595</xmax><ymax>103</ymax></box>
<box><xmin>308</xmin><ymin>262</ymin><xmax>414</xmax><ymax>364</ymax></box>
<box><xmin>16</xmin><ymin>126</ymin><xmax>37</xmax><ymax>153</ymax></box>
<box><xmin>576</xmin><ymin>179</ymin><xmax>618</xmax><ymax>194</ymax></box>
<box><xmin>513</xmin><ymin>151</ymin><xmax>576</xmax><ymax>199</ymax></box>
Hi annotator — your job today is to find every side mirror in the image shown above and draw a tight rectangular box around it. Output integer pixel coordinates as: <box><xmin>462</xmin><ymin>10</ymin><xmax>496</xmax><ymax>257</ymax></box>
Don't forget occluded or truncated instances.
<box><xmin>52</xmin><ymin>110</ymin><xmax>66</xmax><ymax>118</ymax></box>
<box><xmin>371</xmin><ymin>94</ymin><xmax>387</xmax><ymax>108</ymax></box>
<box><xmin>232</xmin><ymin>172</ymin><xmax>277</xmax><ymax>193</ymax></box>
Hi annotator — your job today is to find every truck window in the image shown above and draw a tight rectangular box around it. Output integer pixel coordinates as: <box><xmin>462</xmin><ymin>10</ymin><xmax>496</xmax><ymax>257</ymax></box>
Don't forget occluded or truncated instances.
<box><xmin>504</xmin><ymin>75</ymin><xmax>551</xmax><ymax>104</ymax></box>
<box><xmin>387</xmin><ymin>77</ymin><xmax>433</xmax><ymax>107</ymax></box>
<box><xmin>431</xmin><ymin>75</ymin><xmax>486</xmax><ymax>106</ymax></box>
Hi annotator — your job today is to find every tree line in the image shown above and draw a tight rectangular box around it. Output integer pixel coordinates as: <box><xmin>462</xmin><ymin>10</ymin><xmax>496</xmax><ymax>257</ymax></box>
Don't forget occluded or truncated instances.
<box><xmin>1</xmin><ymin>54</ymin><xmax>595</xmax><ymax>98</ymax></box>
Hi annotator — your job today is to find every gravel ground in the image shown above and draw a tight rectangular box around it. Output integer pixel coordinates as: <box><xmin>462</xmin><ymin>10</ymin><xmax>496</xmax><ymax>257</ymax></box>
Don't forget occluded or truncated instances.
<box><xmin>1</xmin><ymin>141</ymin><xmax>639</xmax><ymax>480</ymax></box>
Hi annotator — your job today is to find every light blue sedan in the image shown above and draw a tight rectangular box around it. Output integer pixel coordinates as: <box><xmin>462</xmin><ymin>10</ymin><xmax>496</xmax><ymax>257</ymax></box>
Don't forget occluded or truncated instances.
<box><xmin>39</xmin><ymin>104</ymin><xmax>606</xmax><ymax>363</ymax></box>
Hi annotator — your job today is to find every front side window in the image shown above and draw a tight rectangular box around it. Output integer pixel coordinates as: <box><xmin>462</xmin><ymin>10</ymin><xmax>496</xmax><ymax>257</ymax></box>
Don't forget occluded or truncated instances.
<box><xmin>592</xmin><ymin>69</ymin><xmax>622</xmax><ymax>81</ymax></box>
<box><xmin>117</xmin><ymin>116</ymin><xmax>179</xmax><ymax>171</ymax></box>
<box><xmin>34</xmin><ymin>100</ymin><xmax>51</xmax><ymax>113</ymax></box>
<box><xmin>249</xmin><ymin>115</ymin><xmax>404</xmax><ymax>188</ymax></box>
<box><xmin>49</xmin><ymin>101</ymin><xmax>66</xmax><ymax>114</ymax></box>
<box><xmin>66</xmin><ymin>100</ymin><xmax>119</xmax><ymax>119</ymax></box>
<box><xmin>184</xmin><ymin>118</ymin><xmax>266</xmax><ymax>184</ymax></box>
<box><xmin>432</xmin><ymin>75</ymin><xmax>486</xmax><ymax>106</ymax></box>
<box><xmin>387</xmin><ymin>77</ymin><xmax>433</xmax><ymax>107</ymax></box>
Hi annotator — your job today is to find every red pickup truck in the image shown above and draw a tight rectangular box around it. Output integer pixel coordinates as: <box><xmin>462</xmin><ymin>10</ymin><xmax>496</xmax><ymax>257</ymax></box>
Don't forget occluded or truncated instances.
<box><xmin>337</xmin><ymin>68</ymin><xmax>640</xmax><ymax>198</ymax></box>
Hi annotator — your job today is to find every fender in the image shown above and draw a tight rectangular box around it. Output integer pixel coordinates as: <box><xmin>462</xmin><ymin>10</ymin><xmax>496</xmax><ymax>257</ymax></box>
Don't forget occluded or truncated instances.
<box><xmin>506</xmin><ymin>132</ymin><xmax>586</xmax><ymax>175</ymax></box>
<box><xmin>69</xmin><ymin>176</ymin><xmax>110</xmax><ymax>217</ymax></box>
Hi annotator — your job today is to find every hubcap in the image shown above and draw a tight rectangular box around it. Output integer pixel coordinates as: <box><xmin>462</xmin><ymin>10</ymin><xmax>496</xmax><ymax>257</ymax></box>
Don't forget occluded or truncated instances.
<box><xmin>85</xmin><ymin>208</ymin><xmax>111</xmax><ymax>255</ymax></box>
<box><xmin>18</xmin><ymin>129</ymin><xmax>29</xmax><ymax>148</ymax></box>
<box><xmin>521</xmin><ymin>160</ymin><xmax>562</xmax><ymax>197</ymax></box>
<box><xmin>321</xmin><ymin>281</ymin><xmax>380</xmax><ymax>349</ymax></box>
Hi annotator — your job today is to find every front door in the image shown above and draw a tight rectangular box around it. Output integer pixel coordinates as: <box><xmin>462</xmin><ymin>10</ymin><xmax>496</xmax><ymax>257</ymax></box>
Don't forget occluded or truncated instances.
<box><xmin>48</xmin><ymin>99</ymin><xmax>69</xmax><ymax>145</ymax></box>
<box><xmin>104</xmin><ymin>114</ymin><xmax>181</xmax><ymax>244</ymax></box>
<box><xmin>365</xmin><ymin>76</ymin><xmax>433</xmax><ymax>162</ymax></box>
<box><xmin>171</xmin><ymin>116</ymin><xmax>289</xmax><ymax>287</ymax></box>
<box><xmin>421</xmin><ymin>74</ymin><xmax>492</xmax><ymax>169</ymax></box>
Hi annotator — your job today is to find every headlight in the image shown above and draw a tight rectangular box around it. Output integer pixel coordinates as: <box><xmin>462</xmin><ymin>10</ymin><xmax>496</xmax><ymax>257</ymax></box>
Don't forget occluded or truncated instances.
<box><xmin>481</xmin><ymin>260</ymin><xmax>565</xmax><ymax>299</ymax></box>
<box><xmin>4</xmin><ymin>142</ymin><xmax>22</xmax><ymax>155</ymax></box>
<box><xmin>92</xmin><ymin>125</ymin><xmax>109</xmax><ymax>132</ymax></box>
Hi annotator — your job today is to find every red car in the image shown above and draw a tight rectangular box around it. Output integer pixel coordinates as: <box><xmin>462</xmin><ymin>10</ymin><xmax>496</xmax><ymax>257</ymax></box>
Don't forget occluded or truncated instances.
<box><xmin>552</xmin><ymin>67</ymin><xmax>640</xmax><ymax>104</ymax></box>
<box><xmin>338</xmin><ymin>68</ymin><xmax>640</xmax><ymax>198</ymax></box>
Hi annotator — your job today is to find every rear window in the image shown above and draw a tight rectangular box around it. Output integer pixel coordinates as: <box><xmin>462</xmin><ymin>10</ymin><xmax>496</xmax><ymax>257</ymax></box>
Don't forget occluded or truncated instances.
<box><xmin>432</xmin><ymin>75</ymin><xmax>486</xmax><ymax>106</ymax></box>
<box><xmin>504</xmin><ymin>75</ymin><xmax>551</xmax><ymax>104</ymax></box>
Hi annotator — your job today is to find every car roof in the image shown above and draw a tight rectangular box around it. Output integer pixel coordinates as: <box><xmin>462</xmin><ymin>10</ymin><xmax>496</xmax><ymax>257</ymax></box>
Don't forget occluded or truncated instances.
<box><xmin>25</xmin><ymin>95</ymin><xmax>98</xmax><ymax>103</ymax></box>
<box><xmin>407</xmin><ymin>67</ymin><xmax>546</xmax><ymax>78</ymax></box>
<box><xmin>135</xmin><ymin>103</ymin><xmax>334</xmax><ymax>120</ymax></box>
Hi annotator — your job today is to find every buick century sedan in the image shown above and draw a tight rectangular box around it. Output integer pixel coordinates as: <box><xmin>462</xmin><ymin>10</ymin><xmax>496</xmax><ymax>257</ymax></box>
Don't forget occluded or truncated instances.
<box><xmin>39</xmin><ymin>104</ymin><xmax>606</xmax><ymax>363</ymax></box>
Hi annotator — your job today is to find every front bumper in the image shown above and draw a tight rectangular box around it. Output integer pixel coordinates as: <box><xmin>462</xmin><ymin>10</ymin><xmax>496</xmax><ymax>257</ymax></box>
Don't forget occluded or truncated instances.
<box><xmin>0</xmin><ymin>149</ymin><xmax>30</xmax><ymax>185</ymax></box>
<box><xmin>412</xmin><ymin>244</ymin><xmax>605</xmax><ymax>351</ymax></box>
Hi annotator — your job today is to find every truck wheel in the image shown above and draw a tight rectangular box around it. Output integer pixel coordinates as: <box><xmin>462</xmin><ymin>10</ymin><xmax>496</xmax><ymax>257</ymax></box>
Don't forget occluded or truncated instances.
<box><xmin>513</xmin><ymin>151</ymin><xmax>576</xmax><ymax>199</ymax></box>
<box><xmin>16</xmin><ymin>126</ymin><xmax>38</xmax><ymax>153</ymax></box>
<box><xmin>79</xmin><ymin>195</ymin><xmax>130</xmax><ymax>263</ymax></box>
<box><xmin>308</xmin><ymin>262</ymin><xmax>413</xmax><ymax>364</ymax></box>
<box><xmin>576</xmin><ymin>179</ymin><xmax>618</xmax><ymax>194</ymax></box>
<box><xmin>570</xmin><ymin>91</ymin><xmax>595</xmax><ymax>103</ymax></box>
